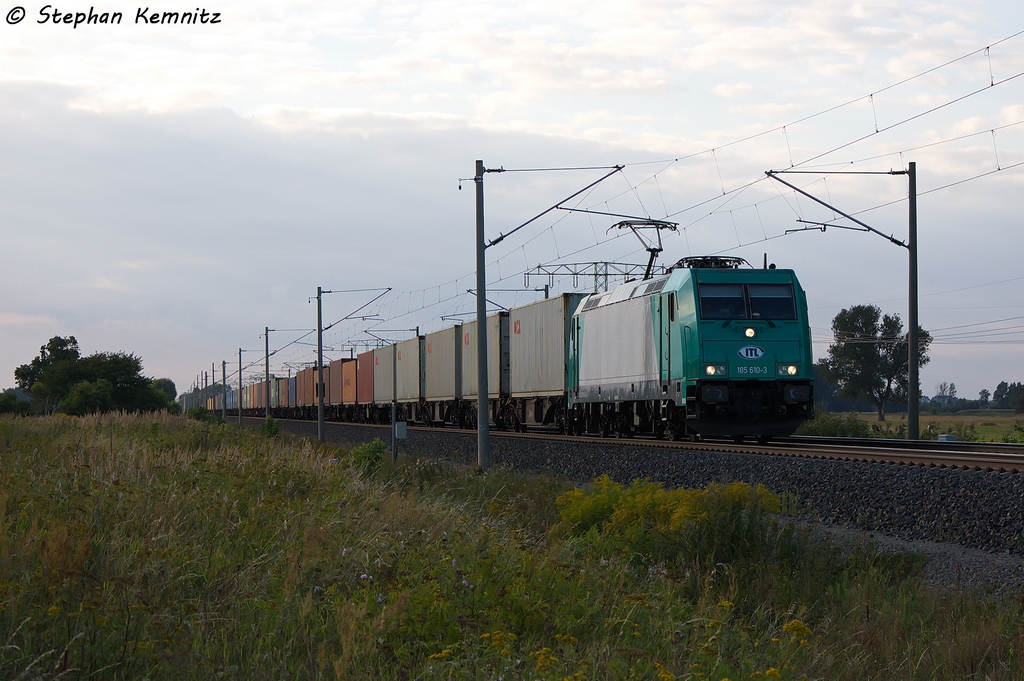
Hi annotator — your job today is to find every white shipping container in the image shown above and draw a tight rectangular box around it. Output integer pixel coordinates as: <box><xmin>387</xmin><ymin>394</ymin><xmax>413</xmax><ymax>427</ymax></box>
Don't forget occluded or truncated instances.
<box><xmin>509</xmin><ymin>294</ymin><xmax>585</xmax><ymax>397</ymax></box>
<box><xmin>395</xmin><ymin>337</ymin><xmax>423</xmax><ymax>403</ymax></box>
<box><xmin>373</xmin><ymin>345</ymin><xmax>395</xmax><ymax>402</ymax></box>
<box><xmin>460</xmin><ymin>313</ymin><xmax>508</xmax><ymax>398</ymax></box>
<box><xmin>424</xmin><ymin>326</ymin><xmax>461</xmax><ymax>400</ymax></box>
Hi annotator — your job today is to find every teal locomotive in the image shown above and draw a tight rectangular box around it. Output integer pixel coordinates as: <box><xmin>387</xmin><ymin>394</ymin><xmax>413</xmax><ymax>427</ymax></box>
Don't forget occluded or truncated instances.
<box><xmin>567</xmin><ymin>256</ymin><xmax>813</xmax><ymax>441</ymax></box>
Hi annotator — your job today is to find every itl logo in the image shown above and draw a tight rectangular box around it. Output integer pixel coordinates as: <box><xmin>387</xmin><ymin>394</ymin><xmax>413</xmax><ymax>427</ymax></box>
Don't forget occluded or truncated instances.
<box><xmin>738</xmin><ymin>346</ymin><xmax>765</xmax><ymax>360</ymax></box>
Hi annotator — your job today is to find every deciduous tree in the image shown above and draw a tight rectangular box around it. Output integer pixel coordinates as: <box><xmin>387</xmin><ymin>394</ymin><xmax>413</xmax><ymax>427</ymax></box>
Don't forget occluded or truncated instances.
<box><xmin>14</xmin><ymin>338</ymin><xmax>171</xmax><ymax>414</ymax></box>
<box><xmin>820</xmin><ymin>304</ymin><xmax>932</xmax><ymax>421</ymax></box>
<box><xmin>153</xmin><ymin>378</ymin><xmax>177</xmax><ymax>401</ymax></box>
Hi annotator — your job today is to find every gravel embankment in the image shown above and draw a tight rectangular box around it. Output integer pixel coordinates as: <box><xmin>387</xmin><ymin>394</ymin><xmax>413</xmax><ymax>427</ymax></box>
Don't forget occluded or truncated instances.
<box><xmin>269</xmin><ymin>419</ymin><xmax>1024</xmax><ymax>593</ymax></box>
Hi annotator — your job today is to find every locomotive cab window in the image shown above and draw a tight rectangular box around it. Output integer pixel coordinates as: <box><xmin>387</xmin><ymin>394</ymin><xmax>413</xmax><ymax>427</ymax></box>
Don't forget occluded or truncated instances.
<box><xmin>698</xmin><ymin>283</ymin><xmax>797</xmax><ymax>321</ymax></box>
<box><xmin>748</xmin><ymin>284</ymin><xmax>796</xmax><ymax>320</ymax></box>
<box><xmin>697</xmin><ymin>284</ymin><xmax>745</xmax><ymax>320</ymax></box>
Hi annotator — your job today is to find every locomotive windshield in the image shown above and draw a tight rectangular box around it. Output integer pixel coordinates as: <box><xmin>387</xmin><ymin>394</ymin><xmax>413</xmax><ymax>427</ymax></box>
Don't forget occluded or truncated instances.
<box><xmin>698</xmin><ymin>283</ymin><xmax>797</xmax><ymax>321</ymax></box>
<box><xmin>696</xmin><ymin>284</ymin><xmax>745</xmax><ymax>319</ymax></box>
<box><xmin>748</xmin><ymin>284</ymin><xmax>797</xmax><ymax>320</ymax></box>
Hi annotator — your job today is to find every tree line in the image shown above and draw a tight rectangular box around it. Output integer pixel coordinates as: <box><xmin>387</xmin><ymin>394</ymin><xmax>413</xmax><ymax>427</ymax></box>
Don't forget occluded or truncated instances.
<box><xmin>0</xmin><ymin>336</ymin><xmax>178</xmax><ymax>416</ymax></box>
<box><xmin>815</xmin><ymin>304</ymin><xmax>1023</xmax><ymax>417</ymax></box>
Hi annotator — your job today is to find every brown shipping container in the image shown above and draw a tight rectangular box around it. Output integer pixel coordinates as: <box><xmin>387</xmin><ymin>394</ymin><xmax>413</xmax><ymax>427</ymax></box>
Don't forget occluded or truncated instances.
<box><xmin>300</xmin><ymin>367</ymin><xmax>315</xmax><ymax>406</ymax></box>
<box><xmin>356</xmin><ymin>350</ymin><xmax>374</xmax><ymax>404</ymax></box>
<box><xmin>329</xmin><ymin>359</ymin><xmax>344</xmax><ymax>405</ymax></box>
<box><xmin>296</xmin><ymin>369</ymin><xmax>306</xmax><ymax>407</ymax></box>
<box><xmin>342</xmin><ymin>359</ymin><xmax>357</xmax><ymax>404</ymax></box>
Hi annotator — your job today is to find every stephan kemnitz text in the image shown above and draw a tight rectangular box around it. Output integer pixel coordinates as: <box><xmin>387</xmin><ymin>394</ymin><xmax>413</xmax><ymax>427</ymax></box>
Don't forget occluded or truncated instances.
<box><xmin>37</xmin><ymin>6</ymin><xmax>222</xmax><ymax>27</ymax></box>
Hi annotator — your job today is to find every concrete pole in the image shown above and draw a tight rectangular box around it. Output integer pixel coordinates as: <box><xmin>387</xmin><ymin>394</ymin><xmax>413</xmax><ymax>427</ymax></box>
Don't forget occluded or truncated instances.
<box><xmin>391</xmin><ymin>341</ymin><xmax>397</xmax><ymax>463</ymax></box>
<box><xmin>221</xmin><ymin>360</ymin><xmax>227</xmax><ymax>421</ymax></box>
<box><xmin>908</xmin><ymin>161</ymin><xmax>919</xmax><ymax>440</ymax></box>
<box><xmin>238</xmin><ymin>349</ymin><xmax>243</xmax><ymax>425</ymax></box>
<box><xmin>475</xmin><ymin>159</ymin><xmax>491</xmax><ymax>470</ymax></box>
<box><xmin>264</xmin><ymin>327</ymin><xmax>270</xmax><ymax>419</ymax></box>
<box><xmin>317</xmin><ymin>286</ymin><xmax>325</xmax><ymax>443</ymax></box>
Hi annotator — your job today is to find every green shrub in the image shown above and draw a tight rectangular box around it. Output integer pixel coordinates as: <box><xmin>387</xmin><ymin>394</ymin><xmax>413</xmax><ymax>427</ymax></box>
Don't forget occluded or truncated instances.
<box><xmin>796</xmin><ymin>412</ymin><xmax>873</xmax><ymax>437</ymax></box>
<box><xmin>552</xmin><ymin>476</ymin><xmax>787</xmax><ymax>566</ymax></box>
<box><xmin>1002</xmin><ymin>422</ymin><xmax>1024</xmax><ymax>443</ymax></box>
<box><xmin>58</xmin><ymin>378</ymin><xmax>115</xmax><ymax>415</ymax></box>
<box><xmin>0</xmin><ymin>391</ymin><xmax>30</xmax><ymax>415</ymax></box>
<box><xmin>921</xmin><ymin>422</ymin><xmax>979</xmax><ymax>441</ymax></box>
<box><xmin>184</xmin><ymin>406</ymin><xmax>222</xmax><ymax>423</ymax></box>
<box><xmin>350</xmin><ymin>438</ymin><xmax>387</xmax><ymax>476</ymax></box>
<box><xmin>262</xmin><ymin>415</ymin><xmax>280</xmax><ymax>438</ymax></box>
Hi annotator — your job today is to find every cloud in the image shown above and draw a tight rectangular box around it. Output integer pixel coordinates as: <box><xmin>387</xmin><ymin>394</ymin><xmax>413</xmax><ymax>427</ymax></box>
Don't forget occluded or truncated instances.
<box><xmin>713</xmin><ymin>82</ymin><xmax>754</xmax><ymax>99</ymax></box>
<box><xmin>1</xmin><ymin>1</ymin><xmax>1021</xmax><ymax>398</ymax></box>
<box><xmin>0</xmin><ymin>313</ymin><xmax>57</xmax><ymax>326</ymax></box>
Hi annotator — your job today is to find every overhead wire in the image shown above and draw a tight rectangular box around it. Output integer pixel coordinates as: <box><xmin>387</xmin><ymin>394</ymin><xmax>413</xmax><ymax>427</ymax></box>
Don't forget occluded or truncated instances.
<box><xmin>200</xmin><ymin>31</ymin><xmax>1024</xmax><ymax>386</ymax></box>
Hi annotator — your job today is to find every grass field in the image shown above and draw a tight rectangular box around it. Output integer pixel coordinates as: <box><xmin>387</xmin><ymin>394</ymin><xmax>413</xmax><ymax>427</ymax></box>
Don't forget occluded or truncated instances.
<box><xmin>835</xmin><ymin>410</ymin><xmax>1024</xmax><ymax>442</ymax></box>
<box><xmin>2</xmin><ymin>413</ymin><xmax>1024</xmax><ymax>679</ymax></box>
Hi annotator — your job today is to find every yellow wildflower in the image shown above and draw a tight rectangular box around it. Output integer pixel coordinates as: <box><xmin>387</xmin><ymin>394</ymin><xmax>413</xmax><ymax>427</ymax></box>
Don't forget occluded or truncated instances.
<box><xmin>428</xmin><ymin>649</ymin><xmax>453</xmax><ymax>661</ymax></box>
<box><xmin>530</xmin><ymin>647</ymin><xmax>559</xmax><ymax>671</ymax></box>
<box><xmin>482</xmin><ymin>630</ymin><xmax>517</xmax><ymax>656</ymax></box>
<box><xmin>782</xmin><ymin>619</ymin><xmax>812</xmax><ymax>639</ymax></box>
<box><xmin>765</xmin><ymin>668</ymin><xmax>781</xmax><ymax>678</ymax></box>
<box><xmin>654</xmin><ymin>662</ymin><xmax>677</xmax><ymax>681</ymax></box>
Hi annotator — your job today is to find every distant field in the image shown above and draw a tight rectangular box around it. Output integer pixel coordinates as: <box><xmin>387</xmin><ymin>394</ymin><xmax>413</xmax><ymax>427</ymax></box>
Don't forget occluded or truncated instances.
<box><xmin>850</xmin><ymin>410</ymin><xmax>1024</xmax><ymax>442</ymax></box>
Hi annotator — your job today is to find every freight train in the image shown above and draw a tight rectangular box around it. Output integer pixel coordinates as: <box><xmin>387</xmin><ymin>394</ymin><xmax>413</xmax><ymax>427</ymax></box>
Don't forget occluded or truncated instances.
<box><xmin>205</xmin><ymin>256</ymin><xmax>813</xmax><ymax>441</ymax></box>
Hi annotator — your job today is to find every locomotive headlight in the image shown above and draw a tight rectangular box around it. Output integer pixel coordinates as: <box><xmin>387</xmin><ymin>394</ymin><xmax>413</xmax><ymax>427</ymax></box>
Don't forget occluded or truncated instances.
<box><xmin>744</xmin><ymin>327</ymin><xmax>756</xmax><ymax>338</ymax></box>
<box><xmin>705</xmin><ymin>364</ymin><xmax>727</xmax><ymax>376</ymax></box>
<box><xmin>777</xmin><ymin>364</ymin><xmax>798</xmax><ymax>376</ymax></box>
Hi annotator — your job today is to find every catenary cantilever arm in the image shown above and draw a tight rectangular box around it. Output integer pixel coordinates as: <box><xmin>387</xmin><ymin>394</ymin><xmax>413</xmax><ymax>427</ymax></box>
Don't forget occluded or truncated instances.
<box><xmin>766</xmin><ymin>170</ymin><xmax>907</xmax><ymax>249</ymax></box>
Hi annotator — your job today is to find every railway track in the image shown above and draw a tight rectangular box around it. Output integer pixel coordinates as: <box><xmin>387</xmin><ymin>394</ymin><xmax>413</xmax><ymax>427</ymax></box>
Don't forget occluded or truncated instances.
<box><xmin>262</xmin><ymin>417</ymin><xmax>1024</xmax><ymax>474</ymax></box>
<box><xmin>482</xmin><ymin>429</ymin><xmax>1024</xmax><ymax>473</ymax></box>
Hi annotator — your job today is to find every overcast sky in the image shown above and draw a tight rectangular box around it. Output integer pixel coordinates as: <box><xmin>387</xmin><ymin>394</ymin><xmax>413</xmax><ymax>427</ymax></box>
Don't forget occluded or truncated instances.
<box><xmin>2</xmin><ymin>0</ymin><xmax>1022</xmax><ymax>401</ymax></box>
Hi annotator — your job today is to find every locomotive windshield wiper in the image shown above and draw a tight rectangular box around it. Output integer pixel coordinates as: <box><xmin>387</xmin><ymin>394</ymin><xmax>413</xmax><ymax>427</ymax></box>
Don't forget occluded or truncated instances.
<box><xmin>721</xmin><ymin>304</ymin><xmax>746</xmax><ymax>328</ymax></box>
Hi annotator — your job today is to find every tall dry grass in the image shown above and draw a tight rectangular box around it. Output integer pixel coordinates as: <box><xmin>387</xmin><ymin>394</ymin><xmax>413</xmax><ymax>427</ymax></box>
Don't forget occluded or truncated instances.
<box><xmin>1</xmin><ymin>413</ymin><xmax>1022</xmax><ymax>679</ymax></box>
